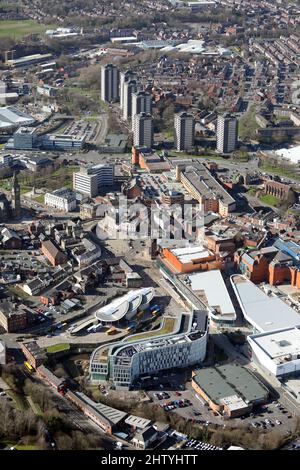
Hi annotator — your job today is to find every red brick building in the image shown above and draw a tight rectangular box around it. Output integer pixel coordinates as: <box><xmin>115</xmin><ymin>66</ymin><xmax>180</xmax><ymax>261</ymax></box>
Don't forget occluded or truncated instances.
<box><xmin>41</xmin><ymin>240</ymin><xmax>67</xmax><ymax>267</ymax></box>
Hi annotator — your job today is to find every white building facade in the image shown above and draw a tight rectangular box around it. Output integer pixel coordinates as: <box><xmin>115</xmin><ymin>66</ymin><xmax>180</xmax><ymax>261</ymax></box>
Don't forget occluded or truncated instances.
<box><xmin>45</xmin><ymin>188</ymin><xmax>77</xmax><ymax>212</ymax></box>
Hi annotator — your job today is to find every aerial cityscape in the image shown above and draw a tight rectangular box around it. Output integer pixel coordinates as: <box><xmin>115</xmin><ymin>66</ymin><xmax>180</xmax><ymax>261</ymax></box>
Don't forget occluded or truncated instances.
<box><xmin>1</xmin><ymin>0</ymin><xmax>300</xmax><ymax>456</ymax></box>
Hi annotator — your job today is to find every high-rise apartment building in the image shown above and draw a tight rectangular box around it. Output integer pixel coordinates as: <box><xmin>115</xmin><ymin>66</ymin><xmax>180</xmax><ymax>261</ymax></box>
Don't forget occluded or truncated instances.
<box><xmin>123</xmin><ymin>79</ymin><xmax>138</xmax><ymax>121</ymax></box>
<box><xmin>174</xmin><ymin>112</ymin><xmax>195</xmax><ymax>151</ymax></box>
<box><xmin>101</xmin><ymin>64</ymin><xmax>120</xmax><ymax>103</ymax></box>
<box><xmin>131</xmin><ymin>91</ymin><xmax>152</xmax><ymax>129</ymax></box>
<box><xmin>132</xmin><ymin>113</ymin><xmax>153</xmax><ymax>149</ymax></box>
<box><xmin>216</xmin><ymin>114</ymin><xmax>238</xmax><ymax>154</ymax></box>
<box><xmin>120</xmin><ymin>70</ymin><xmax>136</xmax><ymax>110</ymax></box>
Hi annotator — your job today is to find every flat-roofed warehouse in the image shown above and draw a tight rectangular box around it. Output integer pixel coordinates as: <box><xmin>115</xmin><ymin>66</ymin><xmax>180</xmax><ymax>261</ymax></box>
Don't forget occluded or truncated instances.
<box><xmin>192</xmin><ymin>364</ymin><xmax>269</xmax><ymax>418</ymax></box>
<box><xmin>231</xmin><ymin>274</ymin><xmax>300</xmax><ymax>333</ymax></box>
<box><xmin>0</xmin><ymin>106</ymin><xmax>35</xmax><ymax>132</ymax></box>
<box><xmin>248</xmin><ymin>326</ymin><xmax>300</xmax><ymax>377</ymax></box>
<box><xmin>187</xmin><ymin>269</ymin><xmax>236</xmax><ymax>324</ymax></box>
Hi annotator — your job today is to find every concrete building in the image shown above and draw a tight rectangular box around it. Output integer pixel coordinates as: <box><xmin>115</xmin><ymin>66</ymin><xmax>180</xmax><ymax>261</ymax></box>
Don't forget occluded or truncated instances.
<box><xmin>73</xmin><ymin>164</ymin><xmax>114</xmax><ymax>197</ymax></box>
<box><xmin>231</xmin><ymin>274</ymin><xmax>300</xmax><ymax>333</ymax></box>
<box><xmin>216</xmin><ymin>114</ymin><xmax>238</xmax><ymax>154</ymax></box>
<box><xmin>192</xmin><ymin>364</ymin><xmax>268</xmax><ymax>418</ymax></box>
<box><xmin>101</xmin><ymin>63</ymin><xmax>120</xmax><ymax>103</ymax></box>
<box><xmin>174</xmin><ymin>112</ymin><xmax>195</xmax><ymax>151</ymax></box>
<box><xmin>133</xmin><ymin>113</ymin><xmax>153</xmax><ymax>149</ymax></box>
<box><xmin>123</xmin><ymin>79</ymin><xmax>138</xmax><ymax>121</ymax></box>
<box><xmin>187</xmin><ymin>270</ymin><xmax>236</xmax><ymax>324</ymax></box>
<box><xmin>45</xmin><ymin>188</ymin><xmax>77</xmax><ymax>212</ymax></box>
<box><xmin>180</xmin><ymin>163</ymin><xmax>236</xmax><ymax>216</ymax></box>
<box><xmin>132</xmin><ymin>426</ymin><xmax>158</xmax><ymax>449</ymax></box>
<box><xmin>120</xmin><ymin>70</ymin><xmax>136</xmax><ymax>110</ymax></box>
<box><xmin>73</xmin><ymin>172</ymin><xmax>98</xmax><ymax>198</ymax></box>
<box><xmin>90</xmin><ymin>311</ymin><xmax>208</xmax><ymax>389</ymax></box>
<box><xmin>132</xmin><ymin>91</ymin><xmax>152</xmax><ymax>129</ymax></box>
<box><xmin>41</xmin><ymin>133</ymin><xmax>85</xmax><ymax>150</ymax></box>
<box><xmin>248</xmin><ymin>327</ymin><xmax>300</xmax><ymax>378</ymax></box>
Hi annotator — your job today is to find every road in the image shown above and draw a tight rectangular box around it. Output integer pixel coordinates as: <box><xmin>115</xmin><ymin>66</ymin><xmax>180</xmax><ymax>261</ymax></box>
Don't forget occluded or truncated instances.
<box><xmin>94</xmin><ymin>113</ymin><xmax>108</xmax><ymax>145</ymax></box>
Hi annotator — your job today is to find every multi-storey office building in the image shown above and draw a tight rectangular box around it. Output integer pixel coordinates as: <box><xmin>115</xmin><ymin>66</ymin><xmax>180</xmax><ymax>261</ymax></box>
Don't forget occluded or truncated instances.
<box><xmin>90</xmin><ymin>311</ymin><xmax>208</xmax><ymax>389</ymax></box>
<box><xmin>73</xmin><ymin>164</ymin><xmax>114</xmax><ymax>197</ymax></box>
<box><xmin>101</xmin><ymin>64</ymin><xmax>120</xmax><ymax>103</ymax></box>
<box><xmin>216</xmin><ymin>114</ymin><xmax>238</xmax><ymax>154</ymax></box>
<box><xmin>73</xmin><ymin>172</ymin><xmax>99</xmax><ymax>197</ymax></box>
<box><xmin>13</xmin><ymin>127</ymin><xmax>39</xmax><ymax>149</ymax></box>
<box><xmin>132</xmin><ymin>113</ymin><xmax>153</xmax><ymax>149</ymax></box>
<box><xmin>174</xmin><ymin>112</ymin><xmax>195</xmax><ymax>151</ymax></box>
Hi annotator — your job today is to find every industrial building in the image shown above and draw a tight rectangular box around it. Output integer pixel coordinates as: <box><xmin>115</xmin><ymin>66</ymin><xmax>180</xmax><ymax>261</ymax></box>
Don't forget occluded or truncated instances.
<box><xmin>5</xmin><ymin>53</ymin><xmax>53</xmax><ymax>69</ymax></box>
<box><xmin>90</xmin><ymin>311</ymin><xmax>208</xmax><ymax>389</ymax></box>
<box><xmin>192</xmin><ymin>364</ymin><xmax>269</xmax><ymax>418</ymax></box>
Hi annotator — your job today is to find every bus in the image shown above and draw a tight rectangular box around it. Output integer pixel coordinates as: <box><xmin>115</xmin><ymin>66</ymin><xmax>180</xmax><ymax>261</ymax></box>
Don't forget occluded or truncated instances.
<box><xmin>151</xmin><ymin>309</ymin><xmax>160</xmax><ymax>316</ymax></box>
<box><xmin>106</xmin><ymin>326</ymin><xmax>117</xmax><ymax>335</ymax></box>
<box><xmin>24</xmin><ymin>361</ymin><xmax>33</xmax><ymax>373</ymax></box>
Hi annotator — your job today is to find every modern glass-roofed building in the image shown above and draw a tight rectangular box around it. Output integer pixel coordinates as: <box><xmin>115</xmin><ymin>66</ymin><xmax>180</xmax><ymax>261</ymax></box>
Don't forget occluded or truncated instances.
<box><xmin>90</xmin><ymin>311</ymin><xmax>208</xmax><ymax>389</ymax></box>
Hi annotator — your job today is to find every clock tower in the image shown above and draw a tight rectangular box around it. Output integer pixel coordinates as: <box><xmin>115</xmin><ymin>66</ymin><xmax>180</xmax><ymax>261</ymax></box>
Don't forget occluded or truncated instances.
<box><xmin>11</xmin><ymin>171</ymin><xmax>21</xmax><ymax>219</ymax></box>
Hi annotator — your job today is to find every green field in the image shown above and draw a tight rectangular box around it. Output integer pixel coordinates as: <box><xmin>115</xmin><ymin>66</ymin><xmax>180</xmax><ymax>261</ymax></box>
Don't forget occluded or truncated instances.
<box><xmin>0</xmin><ymin>19</ymin><xmax>55</xmax><ymax>39</ymax></box>
<box><xmin>33</xmin><ymin>194</ymin><xmax>45</xmax><ymax>204</ymax></box>
<box><xmin>259</xmin><ymin>193</ymin><xmax>280</xmax><ymax>206</ymax></box>
<box><xmin>46</xmin><ymin>343</ymin><xmax>70</xmax><ymax>354</ymax></box>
